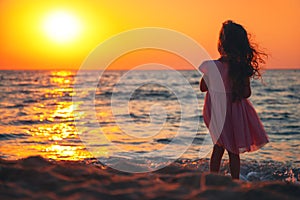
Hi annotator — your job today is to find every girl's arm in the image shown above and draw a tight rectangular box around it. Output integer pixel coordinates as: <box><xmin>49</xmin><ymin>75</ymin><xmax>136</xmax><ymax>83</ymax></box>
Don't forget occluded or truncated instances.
<box><xmin>243</xmin><ymin>77</ymin><xmax>251</xmax><ymax>98</ymax></box>
<box><xmin>200</xmin><ymin>78</ymin><xmax>208</xmax><ymax>92</ymax></box>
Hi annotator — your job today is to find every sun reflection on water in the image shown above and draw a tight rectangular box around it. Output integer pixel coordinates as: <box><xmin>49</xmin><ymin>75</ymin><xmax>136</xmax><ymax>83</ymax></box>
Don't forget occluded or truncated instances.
<box><xmin>0</xmin><ymin>71</ymin><xmax>95</xmax><ymax>160</ymax></box>
<box><xmin>29</xmin><ymin>86</ymin><xmax>93</xmax><ymax>160</ymax></box>
<box><xmin>44</xmin><ymin>144</ymin><xmax>88</xmax><ymax>160</ymax></box>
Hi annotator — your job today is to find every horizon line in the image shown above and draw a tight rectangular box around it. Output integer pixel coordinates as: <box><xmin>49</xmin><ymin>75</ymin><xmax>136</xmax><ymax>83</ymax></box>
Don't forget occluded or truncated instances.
<box><xmin>0</xmin><ymin>67</ymin><xmax>299</xmax><ymax>71</ymax></box>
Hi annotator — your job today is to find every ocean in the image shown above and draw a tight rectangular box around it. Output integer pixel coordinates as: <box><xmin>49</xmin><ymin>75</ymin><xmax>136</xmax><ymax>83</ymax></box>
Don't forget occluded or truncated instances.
<box><xmin>0</xmin><ymin>70</ymin><xmax>299</xmax><ymax>180</ymax></box>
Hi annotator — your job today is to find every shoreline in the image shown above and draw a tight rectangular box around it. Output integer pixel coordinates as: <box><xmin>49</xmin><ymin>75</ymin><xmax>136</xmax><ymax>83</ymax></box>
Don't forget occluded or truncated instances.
<box><xmin>1</xmin><ymin>156</ymin><xmax>299</xmax><ymax>200</ymax></box>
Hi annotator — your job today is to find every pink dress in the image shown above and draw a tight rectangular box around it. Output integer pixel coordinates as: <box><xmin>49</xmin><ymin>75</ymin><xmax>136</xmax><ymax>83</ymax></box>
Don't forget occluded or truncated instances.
<box><xmin>199</xmin><ymin>60</ymin><xmax>269</xmax><ymax>154</ymax></box>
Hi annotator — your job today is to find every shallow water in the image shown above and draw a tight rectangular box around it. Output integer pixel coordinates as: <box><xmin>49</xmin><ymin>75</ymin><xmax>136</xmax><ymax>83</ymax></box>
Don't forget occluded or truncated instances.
<box><xmin>0</xmin><ymin>70</ymin><xmax>299</xmax><ymax>170</ymax></box>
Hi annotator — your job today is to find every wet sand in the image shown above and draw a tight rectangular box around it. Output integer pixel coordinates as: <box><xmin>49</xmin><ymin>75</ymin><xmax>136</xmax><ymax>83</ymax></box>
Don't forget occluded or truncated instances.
<box><xmin>0</xmin><ymin>156</ymin><xmax>299</xmax><ymax>200</ymax></box>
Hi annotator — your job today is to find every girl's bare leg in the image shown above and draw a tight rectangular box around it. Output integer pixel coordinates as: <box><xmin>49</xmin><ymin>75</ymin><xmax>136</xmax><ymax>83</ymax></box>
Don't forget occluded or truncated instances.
<box><xmin>210</xmin><ymin>144</ymin><xmax>225</xmax><ymax>173</ymax></box>
<box><xmin>228</xmin><ymin>151</ymin><xmax>240</xmax><ymax>180</ymax></box>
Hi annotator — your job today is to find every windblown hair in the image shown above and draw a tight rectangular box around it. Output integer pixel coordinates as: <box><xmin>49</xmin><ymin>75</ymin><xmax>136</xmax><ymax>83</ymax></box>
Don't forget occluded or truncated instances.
<box><xmin>218</xmin><ymin>20</ymin><xmax>267</xmax><ymax>102</ymax></box>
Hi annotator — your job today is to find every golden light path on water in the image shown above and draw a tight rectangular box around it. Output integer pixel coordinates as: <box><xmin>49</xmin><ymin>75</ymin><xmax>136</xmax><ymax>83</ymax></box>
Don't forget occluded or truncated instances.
<box><xmin>29</xmin><ymin>71</ymin><xmax>89</xmax><ymax>160</ymax></box>
<box><xmin>0</xmin><ymin>71</ymin><xmax>90</xmax><ymax>160</ymax></box>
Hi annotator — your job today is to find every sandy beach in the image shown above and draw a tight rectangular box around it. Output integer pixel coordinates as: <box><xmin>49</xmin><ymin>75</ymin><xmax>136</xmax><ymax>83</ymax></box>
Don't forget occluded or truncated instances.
<box><xmin>0</xmin><ymin>156</ymin><xmax>299</xmax><ymax>200</ymax></box>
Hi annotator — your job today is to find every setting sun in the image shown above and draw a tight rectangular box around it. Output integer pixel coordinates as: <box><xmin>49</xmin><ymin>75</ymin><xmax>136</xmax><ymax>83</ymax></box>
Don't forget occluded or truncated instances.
<box><xmin>43</xmin><ymin>10</ymin><xmax>82</xmax><ymax>43</ymax></box>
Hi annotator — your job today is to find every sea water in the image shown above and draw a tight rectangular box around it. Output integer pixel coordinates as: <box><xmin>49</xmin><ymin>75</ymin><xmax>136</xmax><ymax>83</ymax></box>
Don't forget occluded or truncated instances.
<box><xmin>0</xmin><ymin>70</ymin><xmax>299</xmax><ymax>176</ymax></box>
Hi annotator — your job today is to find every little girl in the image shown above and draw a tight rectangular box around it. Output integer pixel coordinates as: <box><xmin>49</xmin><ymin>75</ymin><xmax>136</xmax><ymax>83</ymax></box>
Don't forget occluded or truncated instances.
<box><xmin>199</xmin><ymin>20</ymin><xmax>269</xmax><ymax>179</ymax></box>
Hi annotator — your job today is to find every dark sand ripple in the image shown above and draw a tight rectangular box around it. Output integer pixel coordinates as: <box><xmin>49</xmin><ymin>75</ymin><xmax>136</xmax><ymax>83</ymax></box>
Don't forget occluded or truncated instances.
<box><xmin>1</xmin><ymin>156</ymin><xmax>300</xmax><ymax>199</ymax></box>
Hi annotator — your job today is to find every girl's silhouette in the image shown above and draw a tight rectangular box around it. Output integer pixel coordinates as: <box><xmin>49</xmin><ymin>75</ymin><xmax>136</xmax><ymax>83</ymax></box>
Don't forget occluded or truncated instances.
<box><xmin>199</xmin><ymin>20</ymin><xmax>269</xmax><ymax>179</ymax></box>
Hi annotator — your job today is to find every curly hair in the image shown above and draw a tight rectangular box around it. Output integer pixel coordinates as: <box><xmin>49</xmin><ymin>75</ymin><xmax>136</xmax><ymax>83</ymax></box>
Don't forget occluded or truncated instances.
<box><xmin>218</xmin><ymin>20</ymin><xmax>267</xmax><ymax>102</ymax></box>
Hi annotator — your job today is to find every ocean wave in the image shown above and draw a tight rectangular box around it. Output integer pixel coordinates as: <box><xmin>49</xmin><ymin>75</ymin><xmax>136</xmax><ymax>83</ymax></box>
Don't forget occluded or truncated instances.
<box><xmin>0</xmin><ymin>133</ymin><xmax>28</xmax><ymax>140</ymax></box>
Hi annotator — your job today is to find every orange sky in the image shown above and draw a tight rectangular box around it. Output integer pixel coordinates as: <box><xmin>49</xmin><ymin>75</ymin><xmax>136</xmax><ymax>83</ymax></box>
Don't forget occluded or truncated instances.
<box><xmin>0</xmin><ymin>0</ymin><xmax>299</xmax><ymax>70</ymax></box>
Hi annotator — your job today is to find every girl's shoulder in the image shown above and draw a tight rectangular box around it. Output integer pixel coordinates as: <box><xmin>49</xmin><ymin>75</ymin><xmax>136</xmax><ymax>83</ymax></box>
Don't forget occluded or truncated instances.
<box><xmin>200</xmin><ymin>59</ymin><xmax>219</xmax><ymax>65</ymax></box>
<box><xmin>199</xmin><ymin>60</ymin><xmax>224</xmax><ymax>74</ymax></box>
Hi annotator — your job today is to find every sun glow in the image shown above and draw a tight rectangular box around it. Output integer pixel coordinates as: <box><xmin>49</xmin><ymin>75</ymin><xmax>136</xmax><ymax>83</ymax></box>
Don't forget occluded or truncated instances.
<box><xmin>43</xmin><ymin>11</ymin><xmax>82</xmax><ymax>43</ymax></box>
